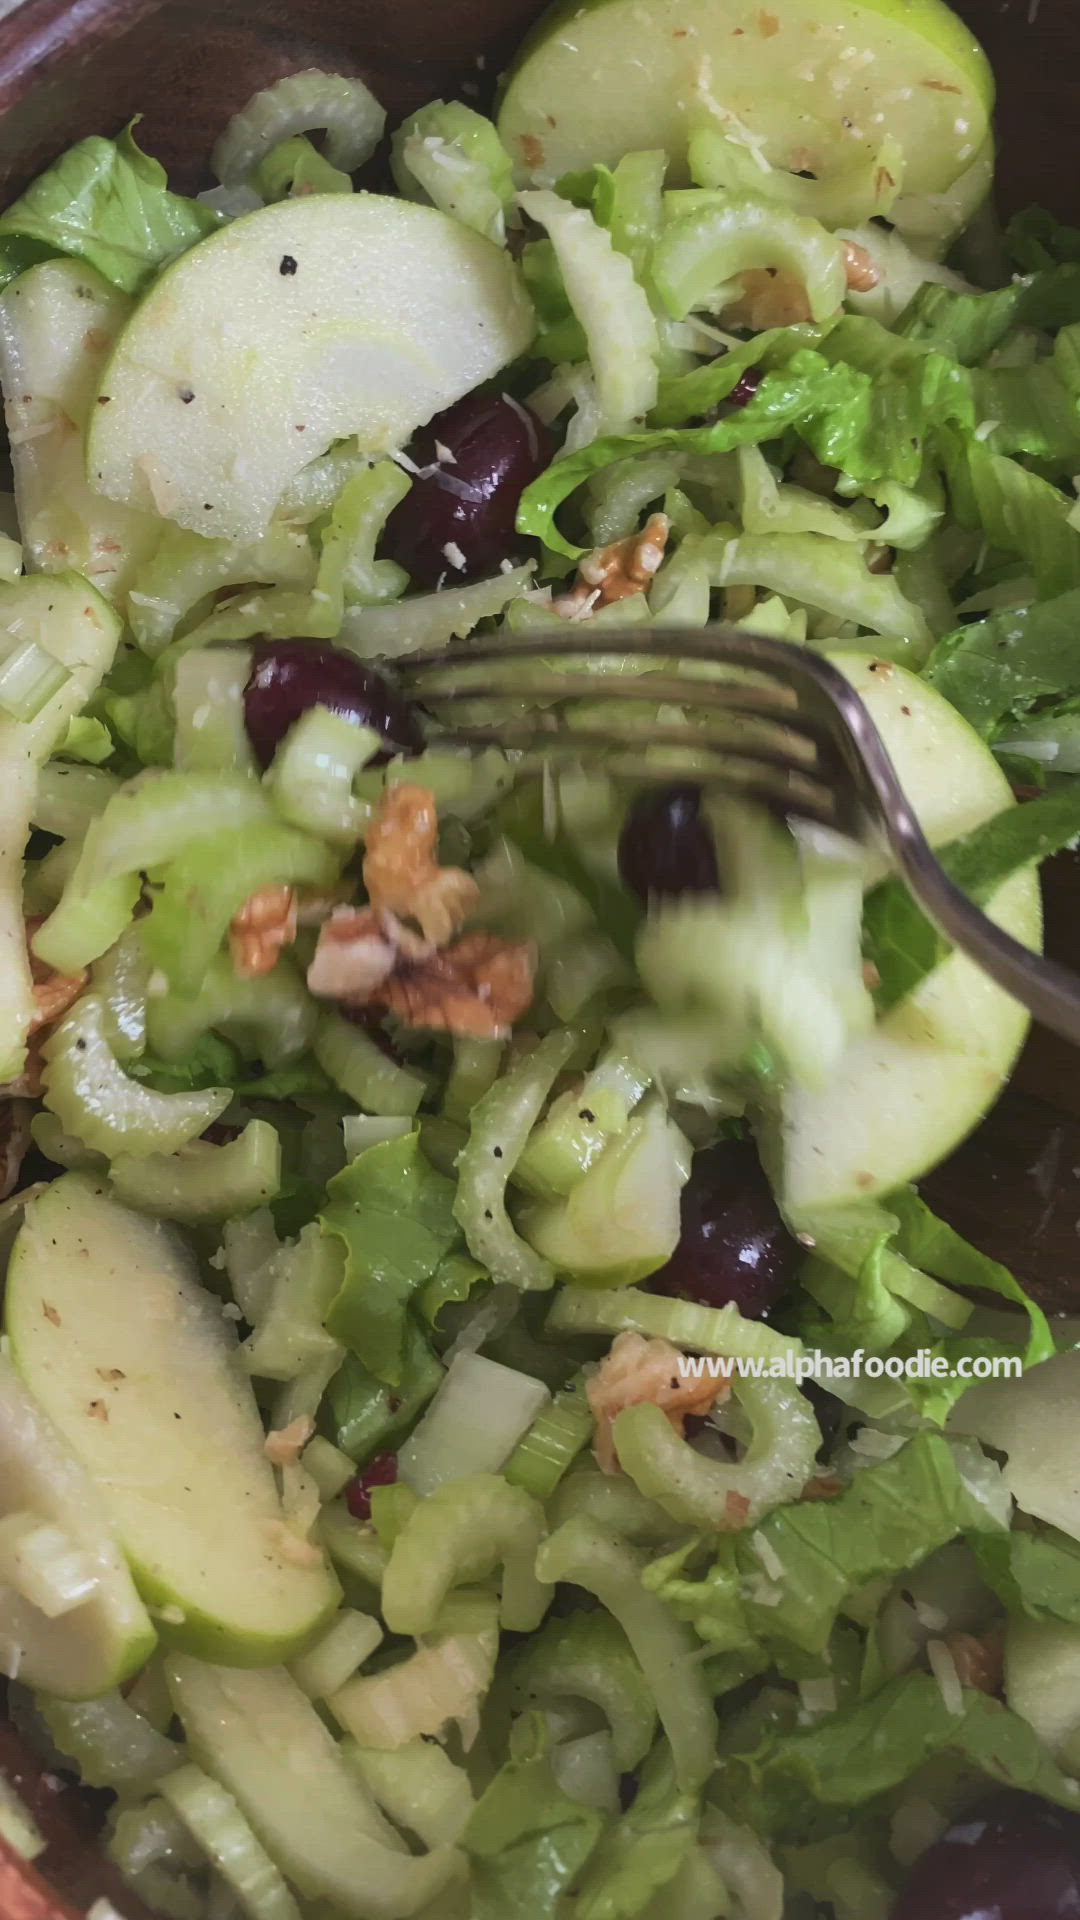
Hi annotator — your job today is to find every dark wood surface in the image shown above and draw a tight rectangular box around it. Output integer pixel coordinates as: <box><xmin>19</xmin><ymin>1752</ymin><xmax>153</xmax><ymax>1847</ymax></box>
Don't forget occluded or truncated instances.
<box><xmin>0</xmin><ymin>0</ymin><xmax>1078</xmax><ymax>1912</ymax></box>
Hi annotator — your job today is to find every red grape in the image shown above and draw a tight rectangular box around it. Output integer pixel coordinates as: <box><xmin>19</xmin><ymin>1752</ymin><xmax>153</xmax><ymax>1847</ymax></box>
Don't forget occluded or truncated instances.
<box><xmin>381</xmin><ymin>389</ymin><xmax>552</xmax><ymax>586</ymax></box>
<box><xmin>649</xmin><ymin>1139</ymin><xmax>797</xmax><ymax>1319</ymax></box>
<box><xmin>617</xmin><ymin>784</ymin><xmax>721</xmax><ymax>902</ymax></box>
<box><xmin>344</xmin><ymin>1452</ymin><xmax>398</xmax><ymax>1521</ymax></box>
<box><xmin>892</xmin><ymin>1791</ymin><xmax>1080</xmax><ymax>1920</ymax></box>
<box><xmin>729</xmin><ymin>368</ymin><xmax>763</xmax><ymax>408</ymax></box>
<box><xmin>243</xmin><ymin>641</ymin><xmax>422</xmax><ymax>769</ymax></box>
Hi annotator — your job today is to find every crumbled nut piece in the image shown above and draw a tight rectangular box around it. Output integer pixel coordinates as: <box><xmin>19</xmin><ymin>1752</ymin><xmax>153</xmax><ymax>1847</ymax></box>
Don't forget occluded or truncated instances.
<box><xmin>586</xmin><ymin>1331</ymin><xmax>730</xmax><ymax>1475</ymax></box>
<box><xmin>363</xmin><ymin>784</ymin><xmax>479</xmax><ymax>945</ymax></box>
<box><xmin>801</xmin><ymin>1472</ymin><xmax>844</xmax><ymax>1502</ymax></box>
<box><xmin>380</xmin><ymin>931</ymin><xmax>536</xmax><ymax>1039</ymax></box>
<box><xmin>945</xmin><ymin>1624</ymin><xmax>1005</xmax><ymax>1696</ymax></box>
<box><xmin>229</xmin><ymin>885</ymin><xmax>297</xmax><ymax>978</ymax></box>
<box><xmin>0</xmin><ymin>1101</ymin><xmax>30</xmax><ymax>1202</ymax></box>
<box><xmin>307</xmin><ymin>906</ymin><xmax>406</xmax><ymax>1003</ymax></box>
<box><xmin>23</xmin><ymin>920</ymin><xmax>87</xmax><ymax>1036</ymax></box>
<box><xmin>87</xmin><ymin>1399</ymin><xmax>109</xmax><ymax>1422</ymax></box>
<box><xmin>553</xmin><ymin>513</ymin><xmax>670</xmax><ymax>619</ymax></box>
<box><xmin>0</xmin><ymin>1045</ymin><xmax>44</xmax><ymax>1101</ymax></box>
<box><xmin>725</xmin><ymin>1489</ymin><xmax>752</xmax><ymax>1527</ymax></box>
<box><xmin>264</xmin><ymin>1415</ymin><xmax>316</xmax><ymax>1467</ymax></box>
<box><xmin>294</xmin><ymin>884</ymin><xmax>355</xmax><ymax>927</ymax></box>
<box><xmin>263</xmin><ymin>1519</ymin><xmax>326</xmax><ymax>1569</ymax></box>
<box><xmin>843</xmin><ymin>238</ymin><xmax>880</xmax><ymax>293</ymax></box>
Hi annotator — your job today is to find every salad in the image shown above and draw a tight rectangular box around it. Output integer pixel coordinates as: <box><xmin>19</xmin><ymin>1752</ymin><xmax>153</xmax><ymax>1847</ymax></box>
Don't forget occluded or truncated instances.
<box><xmin>4</xmin><ymin>0</ymin><xmax>1080</xmax><ymax>1915</ymax></box>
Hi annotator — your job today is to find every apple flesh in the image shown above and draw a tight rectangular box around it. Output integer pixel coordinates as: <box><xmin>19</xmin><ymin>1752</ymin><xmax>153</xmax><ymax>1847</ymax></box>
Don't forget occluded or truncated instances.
<box><xmin>762</xmin><ymin>652</ymin><xmax>1041</xmax><ymax>1215</ymax></box>
<box><xmin>87</xmin><ymin>194</ymin><xmax>536</xmax><ymax>544</ymax></box>
<box><xmin>499</xmin><ymin>0</ymin><xmax>993</xmax><ymax>194</ymax></box>
<box><xmin>5</xmin><ymin>1174</ymin><xmax>340</xmax><ymax>1664</ymax></box>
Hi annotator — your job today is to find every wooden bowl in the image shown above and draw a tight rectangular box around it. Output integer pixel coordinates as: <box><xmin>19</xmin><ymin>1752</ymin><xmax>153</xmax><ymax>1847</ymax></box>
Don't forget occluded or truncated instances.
<box><xmin>0</xmin><ymin>0</ymin><xmax>1077</xmax><ymax>1913</ymax></box>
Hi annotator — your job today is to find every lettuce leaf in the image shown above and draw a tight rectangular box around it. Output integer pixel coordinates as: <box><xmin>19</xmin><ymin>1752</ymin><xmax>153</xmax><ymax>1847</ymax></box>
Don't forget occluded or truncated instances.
<box><xmin>320</xmin><ymin>1132</ymin><xmax>462</xmax><ymax>1385</ymax></box>
<box><xmin>974</xmin><ymin>1525</ymin><xmax>1080</xmax><ymax>1624</ymax></box>
<box><xmin>896</xmin><ymin>265</ymin><xmax>1080</xmax><ymax>362</ymax></box>
<box><xmin>925</xmin><ymin>586</ymin><xmax>1080</xmax><ymax>736</ymax></box>
<box><xmin>0</xmin><ymin>125</ymin><xmax>220</xmax><ymax>295</ymax></box>
<box><xmin>1007</xmin><ymin>208</ymin><xmax>1080</xmax><ymax>274</ymax></box>
<box><xmin>325</xmin><ymin>1317</ymin><xmax>443</xmax><ymax>1462</ymax></box>
<box><xmin>519</xmin><ymin>347</ymin><xmax>975</xmax><ymax>558</ymax></box>
<box><xmin>938</xmin><ymin>431</ymin><xmax>1080</xmax><ymax>597</ymax></box>
<box><xmin>651</xmin><ymin>1433</ymin><xmax>1005</xmax><ymax>1662</ymax></box>
<box><xmin>863</xmin><ymin>787</ymin><xmax>1080</xmax><ymax>1011</ymax></box>
<box><xmin>464</xmin><ymin>1715</ymin><xmax>602</xmax><ymax>1919</ymax></box>
<box><xmin>571</xmin><ymin>1746</ymin><xmax>701</xmax><ymax>1920</ymax></box>
<box><xmin>716</xmin><ymin>1673</ymin><xmax>1080</xmax><ymax>1843</ymax></box>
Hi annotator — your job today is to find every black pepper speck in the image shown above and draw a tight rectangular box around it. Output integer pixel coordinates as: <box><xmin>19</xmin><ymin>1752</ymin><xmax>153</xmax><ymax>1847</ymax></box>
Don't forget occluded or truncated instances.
<box><xmin>280</xmin><ymin>254</ymin><xmax>298</xmax><ymax>277</ymax></box>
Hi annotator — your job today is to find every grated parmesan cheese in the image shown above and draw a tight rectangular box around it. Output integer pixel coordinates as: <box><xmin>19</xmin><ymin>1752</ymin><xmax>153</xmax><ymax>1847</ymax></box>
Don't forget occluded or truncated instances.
<box><xmin>442</xmin><ymin>541</ymin><xmax>467</xmax><ymax>571</ymax></box>
<box><xmin>754</xmin><ymin>1533</ymin><xmax>786</xmax><ymax>1582</ymax></box>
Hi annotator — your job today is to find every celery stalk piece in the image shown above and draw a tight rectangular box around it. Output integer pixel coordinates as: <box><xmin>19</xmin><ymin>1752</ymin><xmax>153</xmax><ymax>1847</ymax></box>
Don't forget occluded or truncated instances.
<box><xmin>267</xmin><ymin>705</ymin><xmax>379</xmax><ymax>845</ymax></box>
<box><xmin>537</xmin><ymin>1515</ymin><xmax>715</xmax><ymax>1790</ymax></box>
<box><xmin>398</xmin><ymin>1352</ymin><xmax>551</xmax><ymax>1495</ymax></box>
<box><xmin>313</xmin><ymin>1010</ymin><xmax>427</xmax><ymax>1118</ymax></box>
<box><xmin>109</xmin><ymin>1120</ymin><xmax>282</xmax><ymax>1224</ymax></box>
<box><xmin>42</xmin><ymin>994</ymin><xmax>230</xmax><ymax>1159</ymax></box>
<box><xmin>453</xmin><ymin>1029</ymin><xmax>577</xmax><ymax>1290</ymax></box>
<box><xmin>381</xmin><ymin>1473</ymin><xmax>549</xmax><ymax>1636</ymax></box>
<box><xmin>290</xmin><ymin>1608</ymin><xmax>384</xmax><ymax>1699</ymax></box>
<box><xmin>614</xmin><ymin>1378</ymin><xmax>821</xmax><ymax>1530</ymax></box>
<box><xmin>160</xmin><ymin>1763</ymin><xmax>303</xmax><ymax>1920</ymax></box>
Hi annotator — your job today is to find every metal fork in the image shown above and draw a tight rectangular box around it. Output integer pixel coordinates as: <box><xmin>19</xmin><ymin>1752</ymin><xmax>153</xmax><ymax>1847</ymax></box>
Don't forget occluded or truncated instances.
<box><xmin>395</xmin><ymin>623</ymin><xmax>1080</xmax><ymax>1048</ymax></box>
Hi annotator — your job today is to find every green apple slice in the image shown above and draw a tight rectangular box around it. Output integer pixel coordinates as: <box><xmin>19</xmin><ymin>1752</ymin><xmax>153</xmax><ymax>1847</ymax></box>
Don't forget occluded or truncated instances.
<box><xmin>763</xmin><ymin>653</ymin><xmax>1040</xmax><ymax>1214</ymax></box>
<box><xmin>0</xmin><ymin>1353</ymin><xmax>156</xmax><ymax>1697</ymax></box>
<box><xmin>5</xmin><ymin>1174</ymin><xmax>340</xmax><ymax>1663</ymax></box>
<box><xmin>87</xmin><ymin>194</ymin><xmax>536</xmax><ymax>544</ymax></box>
<box><xmin>498</xmin><ymin>0</ymin><xmax>992</xmax><ymax>194</ymax></box>
<box><xmin>0</xmin><ymin>260</ymin><xmax>160</xmax><ymax>602</ymax></box>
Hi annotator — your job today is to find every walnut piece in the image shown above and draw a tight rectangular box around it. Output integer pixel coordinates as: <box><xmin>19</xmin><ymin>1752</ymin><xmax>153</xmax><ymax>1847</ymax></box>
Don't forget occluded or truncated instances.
<box><xmin>24</xmin><ymin>919</ymin><xmax>87</xmax><ymax>1036</ymax></box>
<box><xmin>843</xmin><ymin>238</ymin><xmax>881</xmax><ymax>293</ymax></box>
<box><xmin>264</xmin><ymin>1415</ymin><xmax>316</xmax><ymax>1467</ymax></box>
<box><xmin>0</xmin><ymin>1101</ymin><xmax>30</xmax><ymax>1202</ymax></box>
<box><xmin>229</xmin><ymin>885</ymin><xmax>297</xmax><ymax>979</ymax></box>
<box><xmin>379</xmin><ymin>930</ymin><xmax>535</xmax><ymax>1040</ymax></box>
<box><xmin>307</xmin><ymin>906</ymin><xmax>407</xmax><ymax>1004</ymax></box>
<box><xmin>553</xmin><ymin>513</ymin><xmax>670</xmax><ymax>619</ymax></box>
<box><xmin>586</xmin><ymin>1331</ymin><xmax>730</xmax><ymax>1476</ymax></box>
<box><xmin>363</xmin><ymin>784</ymin><xmax>479</xmax><ymax>945</ymax></box>
<box><xmin>725</xmin><ymin>268</ymin><xmax>813</xmax><ymax>331</ymax></box>
<box><xmin>944</xmin><ymin>1624</ymin><xmax>1005</xmax><ymax>1696</ymax></box>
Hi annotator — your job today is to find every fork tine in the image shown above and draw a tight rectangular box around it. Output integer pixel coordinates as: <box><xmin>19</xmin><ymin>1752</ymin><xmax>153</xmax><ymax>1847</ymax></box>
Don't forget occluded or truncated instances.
<box><xmin>409</xmin><ymin>670</ymin><xmax>827</xmax><ymax>738</ymax></box>
<box><xmin>434</xmin><ymin>718</ymin><xmax>826</xmax><ymax>774</ymax></box>
<box><xmin>434</xmin><ymin>726</ymin><xmax>841</xmax><ymax>824</ymax></box>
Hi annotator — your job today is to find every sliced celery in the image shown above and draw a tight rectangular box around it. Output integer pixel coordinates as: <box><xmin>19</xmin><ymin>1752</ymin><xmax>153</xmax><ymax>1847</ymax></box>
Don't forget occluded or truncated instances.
<box><xmin>328</xmin><ymin>1589</ymin><xmax>498</xmax><ymax>1749</ymax></box>
<box><xmin>255</xmin><ymin>132</ymin><xmax>353</xmax><ymax>199</ymax></box>
<box><xmin>339</xmin><ymin>563</ymin><xmax>533</xmax><ymax>660</ymax></box>
<box><xmin>515</xmin><ymin>1052</ymin><xmax>649</xmax><ymax>1200</ymax></box>
<box><xmin>313</xmin><ymin>1009</ymin><xmax>426</xmax><ymax>1118</ymax></box>
<box><xmin>0</xmin><ymin>1511</ymin><xmax>97</xmax><ymax>1617</ymax></box>
<box><xmin>503</xmin><ymin>1380</ymin><xmax>594</xmax><ymax>1499</ymax></box>
<box><xmin>398</xmin><ymin>1352</ymin><xmax>550</xmax><ymax>1496</ymax></box>
<box><xmin>222</xmin><ymin>1208</ymin><xmax>279</xmax><ymax>1324</ymax></box>
<box><xmin>345</xmin><ymin>1739</ymin><xmax>474</xmax><ymax>1848</ymax></box>
<box><xmin>342</xmin><ymin>1113</ymin><xmax>413</xmax><ymax>1158</ymax></box>
<box><xmin>23</xmin><ymin>837</ymin><xmax>78</xmax><ymax>915</ymax></box>
<box><xmin>653</xmin><ymin>195</ymin><xmax>846</xmax><ymax>323</ymax></box>
<box><xmin>441</xmin><ymin>1035</ymin><xmax>503</xmax><ymax>1126</ymax></box>
<box><xmin>381</xmin><ymin>1472</ymin><xmax>548</xmax><ymax>1636</ymax></box>
<box><xmin>290</xmin><ymin>1608</ymin><xmax>383</xmax><ymax>1699</ymax></box>
<box><xmin>31</xmin><ymin>868</ymin><xmax>142</xmax><ymax>975</ymax></box>
<box><xmin>615</xmin><ymin>1378</ymin><xmax>820</xmax><ymax>1531</ymax></box>
<box><xmin>318</xmin><ymin>1501</ymin><xmax>388</xmax><ymax>1592</ymax></box>
<box><xmin>301</xmin><ymin>1435</ymin><xmax>355</xmax><ymax>1502</ymax></box>
<box><xmin>268</xmin><ymin>704</ymin><xmax>378</xmax><ymax>845</ymax></box>
<box><xmin>241</xmin><ymin>1225</ymin><xmax>343</xmax><ymax>1381</ymax></box>
<box><xmin>79</xmin><ymin>771</ymin><xmax>275</xmax><ymax>890</ymax></box>
<box><xmin>40</xmin><ymin>1690</ymin><xmax>182</xmax><ymax>1791</ymax></box>
<box><xmin>160</xmin><ymin>1763</ymin><xmax>303</xmax><ymax>1920</ymax></box>
<box><xmin>547</xmin><ymin>1285</ymin><xmax>802</xmax><ymax>1369</ymax></box>
<box><xmin>511</xmin><ymin>1608</ymin><xmax>657</xmax><ymax>1773</ymax></box>
<box><xmin>31</xmin><ymin>762</ymin><xmax>119</xmax><ymax>840</ymax></box>
<box><xmin>548</xmin><ymin>1463</ymin><xmax>680</xmax><ymax>1547</ymax></box>
<box><xmin>146</xmin><ymin>954</ymin><xmax>316</xmax><ymax>1069</ymax></box>
<box><xmin>142</xmin><ymin>823</ymin><xmax>338</xmax><ymax>994</ymax></box>
<box><xmin>453</xmin><ymin>1029</ymin><xmax>576</xmax><ymax>1291</ymax></box>
<box><xmin>110</xmin><ymin>1120</ymin><xmax>282</xmax><ymax>1223</ymax></box>
<box><xmin>545</xmin><ymin>929</ymin><xmax>630</xmax><ymax>1022</ymax></box>
<box><xmin>91</xmin><ymin>925</ymin><xmax>148</xmax><ymax>1062</ymax></box>
<box><xmin>172</xmin><ymin>648</ymin><xmax>256</xmax><ymax>776</ymax></box>
<box><xmin>538</xmin><ymin>1516</ymin><xmax>715</xmax><ymax>1790</ymax></box>
<box><xmin>129</xmin><ymin>522</ymin><xmax>314</xmax><ymax>656</ymax></box>
<box><xmin>0</xmin><ymin>635</ymin><xmax>70</xmax><ymax>719</ymax></box>
<box><xmin>0</xmin><ymin>1778</ymin><xmax>44</xmax><ymax>1862</ymax></box>
<box><xmin>31</xmin><ymin>1110</ymin><xmax>104</xmax><ymax>1171</ymax></box>
<box><xmin>42</xmin><ymin>993</ymin><xmax>230</xmax><ymax>1158</ymax></box>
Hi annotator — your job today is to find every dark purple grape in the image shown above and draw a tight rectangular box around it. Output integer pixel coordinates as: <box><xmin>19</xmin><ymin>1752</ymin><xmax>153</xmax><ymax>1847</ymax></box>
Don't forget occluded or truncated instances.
<box><xmin>243</xmin><ymin>642</ymin><xmax>422</xmax><ymax>770</ymax></box>
<box><xmin>617</xmin><ymin>784</ymin><xmax>720</xmax><ymax>903</ymax></box>
<box><xmin>381</xmin><ymin>389</ymin><xmax>552</xmax><ymax>586</ymax></box>
<box><xmin>729</xmin><ymin>368</ymin><xmax>763</xmax><ymax>408</ymax></box>
<box><xmin>344</xmin><ymin>1452</ymin><xmax>398</xmax><ymax>1521</ymax></box>
<box><xmin>892</xmin><ymin>1792</ymin><xmax>1080</xmax><ymax>1920</ymax></box>
<box><xmin>649</xmin><ymin>1139</ymin><xmax>797</xmax><ymax>1319</ymax></box>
